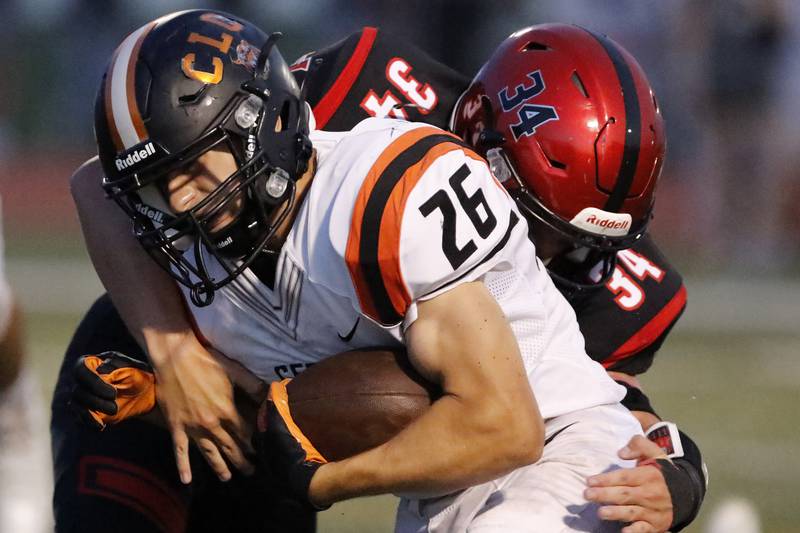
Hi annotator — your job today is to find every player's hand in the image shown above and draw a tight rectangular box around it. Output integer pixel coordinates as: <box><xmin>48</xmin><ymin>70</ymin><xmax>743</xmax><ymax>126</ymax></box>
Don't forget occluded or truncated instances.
<box><xmin>72</xmin><ymin>351</ymin><xmax>157</xmax><ymax>429</ymax></box>
<box><xmin>208</xmin><ymin>347</ymin><xmax>268</xmax><ymax>406</ymax></box>
<box><xmin>254</xmin><ymin>378</ymin><xmax>329</xmax><ymax>510</ymax></box>
<box><xmin>584</xmin><ymin>435</ymin><xmax>673</xmax><ymax>533</ymax></box>
<box><xmin>153</xmin><ymin>336</ymin><xmax>254</xmax><ymax>484</ymax></box>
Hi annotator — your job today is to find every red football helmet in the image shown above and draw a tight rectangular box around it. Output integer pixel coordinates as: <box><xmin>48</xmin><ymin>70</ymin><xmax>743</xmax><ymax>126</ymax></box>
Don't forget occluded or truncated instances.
<box><xmin>452</xmin><ymin>23</ymin><xmax>665</xmax><ymax>255</ymax></box>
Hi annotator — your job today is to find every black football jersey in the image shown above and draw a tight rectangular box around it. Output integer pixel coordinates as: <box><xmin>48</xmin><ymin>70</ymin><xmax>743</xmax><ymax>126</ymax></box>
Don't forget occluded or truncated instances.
<box><xmin>292</xmin><ymin>28</ymin><xmax>686</xmax><ymax>375</ymax></box>
<box><xmin>559</xmin><ymin>235</ymin><xmax>687</xmax><ymax>375</ymax></box>
<box><xmin>290</xmin><ymin>27</ymin><xmax>469</xmax><ymax>131</ymax></box>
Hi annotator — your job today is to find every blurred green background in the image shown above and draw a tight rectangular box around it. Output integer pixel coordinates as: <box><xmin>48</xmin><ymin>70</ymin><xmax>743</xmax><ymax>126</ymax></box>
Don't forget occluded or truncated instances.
<box><xmin>3</xmin><ymin>0</ymin><xmax>800</xmax><ymax>531</ymax></box>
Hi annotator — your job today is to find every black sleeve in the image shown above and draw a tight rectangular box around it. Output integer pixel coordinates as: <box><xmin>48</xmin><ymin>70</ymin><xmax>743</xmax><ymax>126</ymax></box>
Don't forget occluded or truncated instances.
<box><xmin>291</xmin><ymin>30</ymin><xmax>365</xmax><ymax>111</ymax></box>
<box><xmin>292</xmin><ymin>27</ymin><xmax>470</xmax><ymax>131</ymax></box>
<box><xmin>615</xmin><ymin>380</ymin><xmax>659</xmax><ymax>417</ymax></box>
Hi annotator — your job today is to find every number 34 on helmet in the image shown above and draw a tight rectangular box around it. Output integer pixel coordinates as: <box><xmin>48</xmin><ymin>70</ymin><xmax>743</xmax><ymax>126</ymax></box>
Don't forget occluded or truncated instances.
<box><xmin>452</xmin><ymin>23</ymin><xmax>666</xmax><ymax>255</ymax></box>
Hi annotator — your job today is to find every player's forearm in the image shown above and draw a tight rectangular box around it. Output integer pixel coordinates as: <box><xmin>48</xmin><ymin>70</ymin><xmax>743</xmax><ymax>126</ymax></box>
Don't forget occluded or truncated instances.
<box><xmin>607</xmin><ymin>370</ymin><xmax>661</xmax><ymax>430</ymax></box>
<box><xmin>310</xmin><ymin>282</ymin><xmax>544</xmax><ymax>506</ymax></box>
<box><xmin>70</xmin><ymin>158</ymin><xmax>195</xmax><ymax>359</ymax></box>
<box><xmin>310</xmin><ymin>389</ymin><xmax>541</xmax><ymax>505</ymax></box>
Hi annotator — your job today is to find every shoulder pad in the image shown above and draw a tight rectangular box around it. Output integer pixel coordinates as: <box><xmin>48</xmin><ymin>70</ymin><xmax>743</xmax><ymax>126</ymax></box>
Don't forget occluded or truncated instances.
<box><xmin>298</xmin><ymin>27</ymin><xmax>470</xmax><ymax>131</ymax></box>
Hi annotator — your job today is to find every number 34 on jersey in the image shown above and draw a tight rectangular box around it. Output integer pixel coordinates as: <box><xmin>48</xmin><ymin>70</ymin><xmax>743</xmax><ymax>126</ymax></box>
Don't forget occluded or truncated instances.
<box><xmin>605</xmin><ymin>249</ymin><xmax>665</xmax><ymax>311</ymax></box>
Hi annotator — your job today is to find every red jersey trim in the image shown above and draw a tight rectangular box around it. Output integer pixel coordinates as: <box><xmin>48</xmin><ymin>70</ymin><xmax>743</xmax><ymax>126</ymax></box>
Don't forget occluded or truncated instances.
<box><xmin>313</xmin><ymin>27</ymin><xmax>378</xmax><ymax>129</ymax></box>
<box><xmin>602</xmin><ymin>284</ymin><xmax>687</xmax><ymax>368</ymax></box>
<box><xmin>78</xmin><ymin>455</ymin><xmax>187</xmax><ymax>533</ymax></box>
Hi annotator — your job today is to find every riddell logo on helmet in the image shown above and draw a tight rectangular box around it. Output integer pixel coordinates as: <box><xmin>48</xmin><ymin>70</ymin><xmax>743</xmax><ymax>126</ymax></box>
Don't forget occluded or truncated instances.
<box><xmin>134</xmin><ymin>203</ymin><xmax>165</xmax><ymax>224</ymax></box>
<box><xmin>585</xmin><ymin>214</ymin><xmax>629</xmax><ymax>230</ymax></box>
<box><xmin>570</xmin><ymin>208</ymin><xmax>632</xmax><ymax>237</ymax></box>
<box><xmin>115</xmin><ymin>142</ymin><xmax>156</xmax><ymax>171</ymax></box>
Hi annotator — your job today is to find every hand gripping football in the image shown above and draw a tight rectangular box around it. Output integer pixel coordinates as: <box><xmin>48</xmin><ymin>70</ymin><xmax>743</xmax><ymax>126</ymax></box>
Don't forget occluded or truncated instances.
<box><xmin>286</xmin><ymin>348</ymin><xmax>437</xmax><ymax>462</ymax></box>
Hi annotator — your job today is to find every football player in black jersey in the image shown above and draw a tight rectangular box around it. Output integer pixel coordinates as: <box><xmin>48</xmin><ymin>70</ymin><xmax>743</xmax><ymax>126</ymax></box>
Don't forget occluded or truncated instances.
<box><xmin>59</xmin><ymin>20</ymin><xmax>704</xmax><ymax>533</ymax></box>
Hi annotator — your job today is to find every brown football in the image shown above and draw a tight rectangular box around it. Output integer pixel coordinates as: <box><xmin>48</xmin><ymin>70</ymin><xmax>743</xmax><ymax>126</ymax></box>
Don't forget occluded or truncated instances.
<box><xmin>286</xmin><ymin>348</ymin><xmax>437</xmax><ymax>462</ymax></box>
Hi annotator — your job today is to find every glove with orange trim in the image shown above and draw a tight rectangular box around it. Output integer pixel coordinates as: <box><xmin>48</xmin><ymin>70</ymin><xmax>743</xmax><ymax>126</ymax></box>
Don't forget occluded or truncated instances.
<box><xmin>254</xmin><ymin>378</ymin><xmax>329</xmax><ymax>510</ymax></box>
<box><xmin>72</xmin><ymin>351</ymin><xmax>157</xmax><ymax>430</ymax></box>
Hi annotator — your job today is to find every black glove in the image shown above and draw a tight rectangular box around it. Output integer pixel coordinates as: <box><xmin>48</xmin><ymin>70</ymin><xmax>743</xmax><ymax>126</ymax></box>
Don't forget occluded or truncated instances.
<box><xmin>253</xmin><ymin>378</ymin><xmax>329</xmax><ymax>510</ymax></box>
<box><xmin>72</xmin><ymin>351</ymin><xmax>156</xmax><ymax>429</ymax></box>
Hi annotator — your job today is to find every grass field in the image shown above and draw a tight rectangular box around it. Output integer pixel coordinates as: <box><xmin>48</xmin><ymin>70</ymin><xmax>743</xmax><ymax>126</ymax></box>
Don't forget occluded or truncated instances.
<box><xmin>10</xmin><ymin>251</ymin><xmax>800</xmax><ymax>532</ymax></box>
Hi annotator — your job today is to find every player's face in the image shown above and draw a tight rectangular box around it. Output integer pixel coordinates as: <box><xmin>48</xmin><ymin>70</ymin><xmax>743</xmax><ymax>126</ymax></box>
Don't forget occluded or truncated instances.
<box><xmin>164</xmin><ymin>147</ymin><xmax>241</xmax><ymax>232</ymax></box>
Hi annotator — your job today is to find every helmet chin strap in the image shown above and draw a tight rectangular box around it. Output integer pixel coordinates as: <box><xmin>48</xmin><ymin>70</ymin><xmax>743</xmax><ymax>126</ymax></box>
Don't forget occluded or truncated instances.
<box><xmin>548</xmin><ymin>248</ymin><xmax>618</xmax><ymax>301</ymax></box>
<box><xmin>208</xmin><ymin>169</ymin><xmax>300</xmax><ymax>261</ymax></box>
<box><xmin>210</xmin><ymin>205</ymin><xmax>262</xmax><ymax>259</ymax></box>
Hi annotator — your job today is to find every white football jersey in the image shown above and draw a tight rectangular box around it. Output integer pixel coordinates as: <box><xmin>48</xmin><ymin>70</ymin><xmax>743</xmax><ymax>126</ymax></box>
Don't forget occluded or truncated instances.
<box><xmin>182</xmin><ymin>118</ymin><xmax>623</xmax><ymax>419</ymax></box>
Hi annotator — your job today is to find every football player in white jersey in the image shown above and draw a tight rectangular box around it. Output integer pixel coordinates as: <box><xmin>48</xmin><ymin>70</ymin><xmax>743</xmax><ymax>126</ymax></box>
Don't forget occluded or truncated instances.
<box><xmin>0</xmin><ymin>199</ymin><xmax>53</xmax><ymax>533</ymax></box>
<box><xmin>70</xmin><ymin>10</ymin><xmax>644</xmax><ymax>531</ymax></box>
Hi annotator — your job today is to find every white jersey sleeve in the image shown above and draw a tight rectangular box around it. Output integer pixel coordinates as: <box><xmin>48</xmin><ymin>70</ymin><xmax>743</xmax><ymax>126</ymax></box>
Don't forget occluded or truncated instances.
<box><xmin>342</xmin><ymin>125</ymin><xmax>523</xmax><ymax>329</ymax></box>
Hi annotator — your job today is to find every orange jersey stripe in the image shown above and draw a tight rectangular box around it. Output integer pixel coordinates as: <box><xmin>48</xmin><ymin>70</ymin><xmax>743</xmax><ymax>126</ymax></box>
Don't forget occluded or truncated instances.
<box><xmin>346</xmin><ymin>127</ymin><xmax>469</xmax><ymax>323</ymax></box>
<box><xmin>346</xmin><ymin>127</ymin><xmax>447</xmax><ymax>320</ymax></box>
<box><xmin>378</xmin><ymin>142</ymin><xmax>477</xmax><ymax>315</ymax></box>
